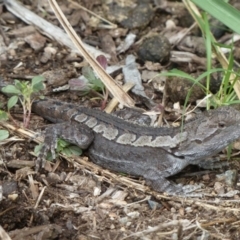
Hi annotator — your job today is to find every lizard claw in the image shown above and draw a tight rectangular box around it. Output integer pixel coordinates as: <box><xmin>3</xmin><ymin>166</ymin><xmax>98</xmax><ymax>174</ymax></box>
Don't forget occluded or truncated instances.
<box><xmin>147</xmin><ymin>178</ymin><xmax>204</xmax><ymax>197</ymax></box>
<box><xmin>35</xmin><ymin>127</ymin><xmax>58</xmax><ymax>171</ymax></box>
<box><xmin>182</xmin><ymin>183</ymin><xmax>203</xmax><ymax>192</ymax></box>
<box><xmin>180</xmin><ymin>183</ymin><xmax>204</xmax><ymax>197</ymax></box>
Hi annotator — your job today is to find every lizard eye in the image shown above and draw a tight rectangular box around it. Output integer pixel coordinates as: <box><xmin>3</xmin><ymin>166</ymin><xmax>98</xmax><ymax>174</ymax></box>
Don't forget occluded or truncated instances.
<box><xmin>218</xmin><ymin>122</ymin><xmax>226</xmax><ymax>128</ymax></box>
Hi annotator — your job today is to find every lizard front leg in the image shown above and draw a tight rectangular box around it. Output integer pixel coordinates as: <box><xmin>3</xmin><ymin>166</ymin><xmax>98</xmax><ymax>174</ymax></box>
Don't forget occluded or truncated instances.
<box><xmin>36</xmin><ymin>122</ymin><xmax>94</xmax><ymax>171</ymax></box>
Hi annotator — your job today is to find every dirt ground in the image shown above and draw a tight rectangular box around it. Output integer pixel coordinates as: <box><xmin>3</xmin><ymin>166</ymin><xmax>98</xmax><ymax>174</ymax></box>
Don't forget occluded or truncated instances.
<box><xmin>1</xmin><ymin>0</ymin><xmax>240</xmax><ymax>239</ymax></box>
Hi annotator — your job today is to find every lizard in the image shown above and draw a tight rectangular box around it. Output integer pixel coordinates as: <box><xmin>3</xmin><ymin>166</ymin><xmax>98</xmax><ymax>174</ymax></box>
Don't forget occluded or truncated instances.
<box><xmin>32</xmin><ymin>99</ymin><xmax>240</xmax><ymax>195</ymax></box>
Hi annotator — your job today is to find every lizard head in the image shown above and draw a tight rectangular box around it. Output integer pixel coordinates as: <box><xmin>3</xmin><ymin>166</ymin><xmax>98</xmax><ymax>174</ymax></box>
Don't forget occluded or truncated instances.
<box><xmin>174</xmin><ymin>106</ymin><xmax>240</xmax><ymax>161</ymax></box>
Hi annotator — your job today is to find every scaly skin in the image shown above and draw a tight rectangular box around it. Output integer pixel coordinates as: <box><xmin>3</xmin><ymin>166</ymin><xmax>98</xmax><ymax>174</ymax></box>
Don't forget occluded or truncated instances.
<box><xmin>32</xmin><ymin>99</ymin><xmax>240</xmax><ymax>195</ymax></box>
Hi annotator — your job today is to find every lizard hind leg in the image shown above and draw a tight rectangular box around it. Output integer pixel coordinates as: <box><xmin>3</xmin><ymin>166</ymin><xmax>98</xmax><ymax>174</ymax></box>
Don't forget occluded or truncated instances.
<box><xmin>146</xmin><ymin>177</ymin><xmax>203</xmax><ymax>197</ymax></box>
<box><xmin>146</xmin><ymin>177</ymin><xmax>182</xmax><ymax>194</ymax></box>
<box><xmin>36</xmin><ymin>122</ymin><xmax>94</xmax><ymax>171</ymax></box>
<box><xmin>196</xmin><ymin>157</ymin><xmax>229</xmax><ymax>170</ymax></box>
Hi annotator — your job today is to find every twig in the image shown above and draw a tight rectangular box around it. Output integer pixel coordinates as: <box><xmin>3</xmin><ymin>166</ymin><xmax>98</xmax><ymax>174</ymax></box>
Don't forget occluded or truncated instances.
<box><xmin>48</xmin><ymin>0</ymin><xmax>135</xmax><ymax>108</ymax></box>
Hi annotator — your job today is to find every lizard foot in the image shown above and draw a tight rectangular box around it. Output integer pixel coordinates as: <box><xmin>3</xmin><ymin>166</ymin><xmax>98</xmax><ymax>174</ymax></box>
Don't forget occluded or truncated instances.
<box><xmin>35</xmin><ymin>122</ymin><xmax>94</xmax><ymax>171</ymax></box>
<box><xmin>35</xmin><ymin>127</ymin><xmax>59</xmax><ymax>171</ymax></box>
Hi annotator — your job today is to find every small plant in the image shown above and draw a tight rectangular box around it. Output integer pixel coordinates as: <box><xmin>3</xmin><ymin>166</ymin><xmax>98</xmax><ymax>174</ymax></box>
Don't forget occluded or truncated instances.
<box><xmin>82</xmin><ymin>65</ymin><xmax>105</xmax><ymax>93</ymax></box>
<box><xmin>191</xmin><ymin>0</ymin><xmax>240</xmax><ymax>35</ymax></box>
<box><xmin>158</xmin><ymin>11</ymin><xmax>240</xmax><ymax>109</ymax></box>
<box><xmin>158</xmin><ymin>5</ymin><xmax>240</xmax><ymax>159</ymax></box>
<box><xmin>1</xmin><ymin>76</ymin><xmax>45</xmax><ymax>128</ymax></box>
<box><xmin>68</xmin><ymin>55</ymin><xmax>108</xmax><ymax>109</ymax></box>
<box><xmin>34</xmin><ymin>138</ymin><xmax>83</xmax><ymax>161</ymax></box>
<box><xmin>1</xmin><ymin>76</ymin><xmax>83</xmax><ymax>160</ymax></box>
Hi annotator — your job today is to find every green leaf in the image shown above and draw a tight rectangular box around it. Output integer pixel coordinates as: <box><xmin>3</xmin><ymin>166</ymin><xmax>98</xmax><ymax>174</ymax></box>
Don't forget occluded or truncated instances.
<box><xmin>0</xmin><ymin>130</ymin><xmax>9</xmax><ymax>141</ymax></box>
<box><xmin>57</xmin><ymin>139</ymin><xmax>70</xmax><ymax>149</ymax></box>
<box><xmin>90</xmin><ymin>77</ymin><xmax>104</xmax><ymax>90</ymax></box>
<box><xmin>34</xmin><ymin>143</ymin><xmax>43</xmax><ymax>156</ymax></box>
<box><xmin>34</xmin><ymin>144</ymin><xmax>55</xmax><ymax>161</ymax></box>
<box><xmin>159</xmin><ymin>69</ymin><xmax>205</xmax><ymax>89</ymax></box>
<box><xmin>34</xmin><ymin>138</ymin><xmax>83</xmax><ymax>163</ymax></box>
<box><xmin>32</xmin><ymin>82</ymin><xmax>45</xmax><ymax>92</ymax></box>
<box><xmin>82</xmin><ymin>66</ymin><xmax>104</xmax><ymax>91</ymax></box>
<box><xmin>196</xmin><ymin>68</ymin><xmax>225</xmax><ymax>81</ymax></box>
<box><xmin>62</xmin><ymin>147</ymin><xmax>72</xmax><ymax>156</ymax></box>
<box><xmin>32</xmin><ymin>76</ymin><xmax>45</xmax><ymax>92</ymax></box>
<box><xmin>14</xmin><ymin>80</ymin><xmax>26</xmax><ymax>92</ymax></box>
<box><xmin>159</xmin><ymin>69</ymin><xmax>196</xmax><ymax>80</ymax></box>
<box><xmin>191</xmin><ymin>0</ymin><xmax>240</xmax><ymax>34</ymax></box>
<box><xmin>2</xmin><ymin>85</ymin><xmax>21</xmax><ymax>94</ymax></box>
<box><xmin>61</xmin><ymin>146</ymin><xmax>82</xmax><ymax>156</ymax></box>
<box><xmin>32</xmin><ymin>75</ymin><xmax>45</xmax><ymax>85</ymax></box>
<box><xmin>0</xmin><ymin>111</ymin><xmax>8</xmax><ymax>121</ymax></box>
<box><xmin>68</xmin><ymin>145</ymin><xmax>82</xmax><ymax>156</ymax></box>
<box><xmin>46</xmin><ymin>152</ymin><xmax>55</xmax><ymax>161</ymax></box>
<box><xmin>7</xmin><ymin>95</ymin><xmax>18</xmax><ymax>110</ymax></box>
<box><xmin>82</xmin><ymin>66</ymin><xmax>96</xmax><ymax>82</ymax></box>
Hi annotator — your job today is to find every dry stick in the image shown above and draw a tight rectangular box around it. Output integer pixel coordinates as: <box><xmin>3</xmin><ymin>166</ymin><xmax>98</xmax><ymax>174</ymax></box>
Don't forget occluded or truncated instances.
<box><xmin>48</xmin><ymin>0</ymin><xmax>135</xmax><ymax>108</ymax></box>
<box><xmin>104</xmin><ymin>82</ymin><xmax>134</xmax><ymax>113</ymax></box>
<box><xmin>194</xmin><ymin>201</ymin><xmax>240</xmax><ymax>212</ymax></box>
<box><xmin>232</xmin><ymin>219</ymin><xmax>240</xmax><ymax>225</ymax></box>
<box><xmin>8</xmin><ymin>225</ymin><xmax>59</xmax><ymax>238</ymax></box>
<box><xmin>0</xmin><ymin>206</ymin><xmax>17</xmax><ymax>217</ymax></box>
<box><xmin>34</xmin><ymin>186</ymin><xmax>47</xmax><ymax>209</ymax></box>
<box><xmin>158</xmin><ymin>83</ymin><xmax>168</xmax><ymax>126</ymax></box>
<box><xmin>0</xmin><ymin>226</ymin><xmax>12</xmax><ymax>240</ymax></box>
<box><xmin>170</xmin><ymin>51</ymin><xmax>207</xmax><ymax>66</ymax></box>
<box><xmin>121</xmin><ymin>220</ymin><xmax>190</xmax><ymax>240</ymax></box>
<box><xmin>173</xmin><ymin>22</ymin><xmax>198</xmax><ymax>47</ymax></box>
<box><xmin>73</xmin><ymin>156</ymin><xmax>147</xmax><ymax>192</ymax></box>
<box><xmin>200</xmin><ymin>218</ymin><xmax>236</xmax><ymax>227</ymax></box>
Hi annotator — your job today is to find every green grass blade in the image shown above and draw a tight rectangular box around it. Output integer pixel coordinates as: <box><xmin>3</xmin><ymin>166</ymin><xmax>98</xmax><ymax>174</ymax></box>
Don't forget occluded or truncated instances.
<box><xmin>191</xmin><ymin>0</ymin><xmax>240</xmax><ymax>34</ymax></box>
